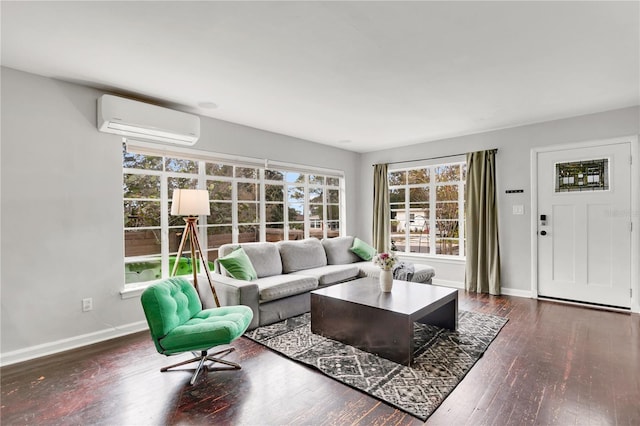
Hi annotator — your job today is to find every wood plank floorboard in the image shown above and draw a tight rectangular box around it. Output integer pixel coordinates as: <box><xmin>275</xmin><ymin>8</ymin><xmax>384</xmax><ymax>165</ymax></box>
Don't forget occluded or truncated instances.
<box><xmin>1</xmin><ymin>292</ymin><xmax>638</xmax><ymax>425</ymax></box>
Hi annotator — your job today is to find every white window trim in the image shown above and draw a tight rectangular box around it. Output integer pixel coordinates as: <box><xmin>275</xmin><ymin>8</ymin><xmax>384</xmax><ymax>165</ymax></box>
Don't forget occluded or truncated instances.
<box><xmin>126</xmin><ymin>139</ymin><xmax>345</xmax><ymax>178</ymax></box>
<box><xmin>389</xmin><ymin>158</ymin><xmax>466</xmax><ymax>259</ymax></box>
<box><xmin>121</xmin><ymin>140</ymin><xmax>346</xmax><ymax>296</ymax></box>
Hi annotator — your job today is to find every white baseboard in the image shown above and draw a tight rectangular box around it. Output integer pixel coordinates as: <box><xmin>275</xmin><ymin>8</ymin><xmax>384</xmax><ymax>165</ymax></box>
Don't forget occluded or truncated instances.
<box><xmin>432</xmin><ymin>279</ymin><xmax>532</xmax><ymax>299</ymax></box>
<box><xmin>432</xmin><ymin>278</ymin><xmax>464</xmax><ymax>289</ymax></box>
<box><xmin>500</xmin><ymin>287</ymin><xmax>532</xmax><ymax>298</ymax></box>
<box><xmin>0</xmin><ymin>321</ymin><xmax>149</xmax><ymax>367</ymax></box>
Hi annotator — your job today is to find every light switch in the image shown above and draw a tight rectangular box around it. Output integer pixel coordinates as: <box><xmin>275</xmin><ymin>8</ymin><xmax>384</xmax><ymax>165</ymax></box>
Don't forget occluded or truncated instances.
<box><xmin>513</xmin><ymin>205</ymin><xmax>524</xmax><ymax>215</ymax></box>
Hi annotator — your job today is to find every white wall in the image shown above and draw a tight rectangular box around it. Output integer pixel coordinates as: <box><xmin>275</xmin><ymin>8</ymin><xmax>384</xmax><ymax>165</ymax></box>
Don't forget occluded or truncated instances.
<box><xmin>0</xmin><ymin>67</ymin><xmax>360</xmax><ymax>364</ymax></box>
<box><xmin>358</xmin><ymin>106</ymin><xmax>640</xmax><ymax>296</ymax></box>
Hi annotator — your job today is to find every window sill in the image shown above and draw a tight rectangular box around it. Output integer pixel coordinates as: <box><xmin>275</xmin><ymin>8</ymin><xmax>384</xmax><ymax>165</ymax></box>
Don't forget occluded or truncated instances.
<box><xmin>120</xmin><ymin>282</ymin><xmax>154</xmax><ymax>299</ymax></box>
<box><xmin>119</xmin><ymin>275</ymin><xmax>198</xmax><ymax>299</ymax></box>
<box><xmin>395</xmin><ymin>252</ymin><xmax>466</xmax><ymax>265</ymax></box>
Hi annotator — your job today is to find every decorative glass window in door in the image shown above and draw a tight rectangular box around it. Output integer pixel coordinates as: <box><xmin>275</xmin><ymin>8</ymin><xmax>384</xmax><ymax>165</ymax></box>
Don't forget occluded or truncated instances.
<box><xmin>555</xmin><ymin>158</ymin><xmax>609</xmax><ymax>192</ymax></box>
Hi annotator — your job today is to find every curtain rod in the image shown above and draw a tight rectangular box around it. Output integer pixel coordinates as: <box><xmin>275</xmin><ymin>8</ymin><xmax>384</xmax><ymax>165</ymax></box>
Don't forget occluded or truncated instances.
<box><xmin>372</xmin><ymin>148</ymin><xmax>497</xmax><ymax>166</ymax></box>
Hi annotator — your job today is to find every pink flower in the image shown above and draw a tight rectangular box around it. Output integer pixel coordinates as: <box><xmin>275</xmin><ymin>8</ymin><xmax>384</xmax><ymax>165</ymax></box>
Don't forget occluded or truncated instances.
<box><xmin>373</xmin><ymin>252</ymin><xmax>397</xmax><ymax>270</ymax></box>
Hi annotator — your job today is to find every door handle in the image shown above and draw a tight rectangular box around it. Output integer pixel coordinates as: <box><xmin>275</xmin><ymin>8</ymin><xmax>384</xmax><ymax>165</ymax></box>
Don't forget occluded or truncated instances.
<box><xmin>540</xmin><ymin>230</ymin><xmax>547</xmax><ymax>236</ymax></box>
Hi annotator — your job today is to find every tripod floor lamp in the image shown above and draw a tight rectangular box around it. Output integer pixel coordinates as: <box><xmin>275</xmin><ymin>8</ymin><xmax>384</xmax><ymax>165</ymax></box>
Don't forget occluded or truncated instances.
<box><xmin>170</xmin><ymin>189</ymin><xmax>220</xmax><ymax>307</ymax></box>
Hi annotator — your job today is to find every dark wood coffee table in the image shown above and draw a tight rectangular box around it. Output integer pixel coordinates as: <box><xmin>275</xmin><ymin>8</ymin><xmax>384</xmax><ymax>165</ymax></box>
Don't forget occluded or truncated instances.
<box><xmin>310</xmin><ymin>277</ymin><xmax>458</xmax><ymax>366</ymax></box>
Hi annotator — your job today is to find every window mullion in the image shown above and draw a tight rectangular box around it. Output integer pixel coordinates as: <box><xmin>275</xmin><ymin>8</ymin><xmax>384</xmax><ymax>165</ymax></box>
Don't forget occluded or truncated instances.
<box><xmin>404</xmin><ymin>181</ymin><xmax>410</xmax><ymax>253</ymax></box>
<box><xmin>259</xmin><ymin>169</ymin><xmax>266</xmax><ymax>242</ymax></box>
<box><xmin>231</xmin><ymin>166</ymin><xmax>238</xmax><ymax>244</ymax></box>
<box><xmin>160</xmin><ymin>173</ymin><xmax>169</xmax><ymax>278</ymax></box>
<box><xmin>284</xmin><ymin>182</ymin><xmax>290</xmax><ymax>240</ymax></box>
<box><xmin>123</xmin><ymin>168</ymin><xmax>162</xmax><ymax>177</ymax></box>
<box><xmin>322</xmin><ymin>183</ymin><xmax>328</xmax><ymax>239</ymax></box>
<box><xmin>304</xmin><ymin>175</ymin><xmax>310</xmax><ymax>239</ymax></box>
<box><xmin>197</xmin><ymin>160</ymin><xmax>208</xmax><ymax>262</ymax></box>
<box><xmin>339</xmin><ymin>177</ymin><xmax>346</xmax><ymax>237</ymax></box>
<box><xmin>458</xmin><ymin>179</ymin><xmax>465</xmax><ymax>258</ymax></box>
<box><xmin>429</xmin><ymin>168</ymin><xmax>436</xmax><ymax>255</ymax></box>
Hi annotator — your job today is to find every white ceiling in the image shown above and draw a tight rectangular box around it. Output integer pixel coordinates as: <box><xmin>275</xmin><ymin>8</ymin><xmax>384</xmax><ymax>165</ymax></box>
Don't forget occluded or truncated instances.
<box><xmin>1</xmin><ymin>1</ymin><xmax>638</xmax><ymax>153</ymax></box>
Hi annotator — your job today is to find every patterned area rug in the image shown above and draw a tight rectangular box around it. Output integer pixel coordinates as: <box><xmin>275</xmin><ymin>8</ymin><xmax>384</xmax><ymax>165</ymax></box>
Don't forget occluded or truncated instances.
<box><xmin>245</xmin><ymin>310</ymin><xmax>508</xmax><ymax>421</ymax></box>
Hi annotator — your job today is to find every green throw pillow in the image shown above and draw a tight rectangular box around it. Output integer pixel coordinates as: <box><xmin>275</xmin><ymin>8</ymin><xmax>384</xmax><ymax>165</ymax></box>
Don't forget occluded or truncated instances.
<box><xmin>218</xmin><ymin>247</ymin><xmax>258</xmax><ymax>281</ymax></box>
<box><xmin>350</xmin><ymin>237</ymin><xmax>377</xmax><ymax>261</ymax></box>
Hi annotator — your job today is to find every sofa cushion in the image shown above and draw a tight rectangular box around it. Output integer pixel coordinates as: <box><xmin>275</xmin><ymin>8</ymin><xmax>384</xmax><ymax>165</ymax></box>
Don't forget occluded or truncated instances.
<box><xmin>350</xmin><ymin>237</ymin><xmax>377</xmax><ymax>261</ymax></box>
<box><xmin>357</xmin><ymin>262</ymin><xmax>379</xmax><ymax>278</ymax></box>
<box><xmin>217</xmin><ymin>247</ymin><xmax>258</xmax><ymax>281</ymax></box>
<box><xmin>322</xmin><ymin>236</ymin><xmax>361</xmax><ymax>265</ymax></box>
<box><xmin>277</xmin><ymin>238</ymin><xmax>327</xmax><ymax>273</ymax></box>
<box><xmin>160</xmin><ymin>305</ymin><xmax>254</xmax><ymax>354</ymax></box>
<box><xmin>255</xmin><ymin>274</ymin><xmax>318</xmax><ymax>303</ymax></box>
<box><xmin>291</xmin><ymin>264</ymin><xmax>360</xmax><ymax>286</ymax></box>
<box><xmin>218</xmin><ymin>242</ymin><xmax>282</xmax><ymax>278</ymax></box>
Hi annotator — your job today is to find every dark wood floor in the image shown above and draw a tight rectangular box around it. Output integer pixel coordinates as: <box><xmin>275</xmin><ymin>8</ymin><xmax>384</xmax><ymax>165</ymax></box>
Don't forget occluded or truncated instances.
<box><xmin>2</xmin><ymin>292</ymin><xmax>639</xmax><ymax>425</ymax></box>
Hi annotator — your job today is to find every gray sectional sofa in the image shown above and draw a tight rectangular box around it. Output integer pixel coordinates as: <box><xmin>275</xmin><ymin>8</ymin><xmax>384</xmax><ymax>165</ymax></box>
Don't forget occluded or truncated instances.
<box><xmin>201</xmin><ymin>236</ymin><xmax>435</xmax><ymax>330</ymax></box>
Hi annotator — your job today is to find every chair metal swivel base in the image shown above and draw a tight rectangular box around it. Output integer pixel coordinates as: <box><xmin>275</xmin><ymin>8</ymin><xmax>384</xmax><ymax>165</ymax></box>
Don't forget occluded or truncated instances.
<box><xmin>160</xmin><ymin>347</ymin><xmax>241</xmax><ymax>385</ymax></box>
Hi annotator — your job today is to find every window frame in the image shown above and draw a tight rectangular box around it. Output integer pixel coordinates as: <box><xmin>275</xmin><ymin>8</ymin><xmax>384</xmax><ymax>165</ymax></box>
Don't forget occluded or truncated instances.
<box><xmin>122</xmin><ymin>142</ymin><xmax>345</xmax><ymax>291</ymax></box>
<box><xmin>388</xmin><ymin>159</ymin><xmax>466</xmax><ymax>259</ymax></box>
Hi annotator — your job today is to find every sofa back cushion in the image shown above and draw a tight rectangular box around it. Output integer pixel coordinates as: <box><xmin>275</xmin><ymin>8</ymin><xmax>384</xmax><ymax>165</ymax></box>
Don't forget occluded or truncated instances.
<box><xmin>322</xmin><ymin>236</ymin><xmax>361</xmax><ymax>265</ymax></box>
<box><xmin>218</xmin><ymin>242</ymin><xmax>282</xmax><ymax>278</ymax></box>
<box><xmin>277</xmin><ymin>238</ymin><xmax>327</xmax><ymax>273</ymax></box>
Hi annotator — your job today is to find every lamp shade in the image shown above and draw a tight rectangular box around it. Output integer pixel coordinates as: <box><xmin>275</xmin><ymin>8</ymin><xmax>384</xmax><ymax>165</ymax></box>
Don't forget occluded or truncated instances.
<box><xmin>171</xmin><ymin>189</ymin><xmax>210</xmax><ymax>216</ymax></box>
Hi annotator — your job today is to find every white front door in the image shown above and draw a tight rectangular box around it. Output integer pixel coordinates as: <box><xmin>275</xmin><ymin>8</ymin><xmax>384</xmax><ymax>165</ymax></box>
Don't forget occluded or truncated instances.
<box><xmin>537</xmin><ymin>142</ymin><xmax>632</xmax><ymax>308</ymax></box>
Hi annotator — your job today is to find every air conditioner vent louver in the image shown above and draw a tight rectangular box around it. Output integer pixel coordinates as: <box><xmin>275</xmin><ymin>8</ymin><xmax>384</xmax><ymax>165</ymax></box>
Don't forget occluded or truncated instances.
<box><xmin>97</xmin><ymin>95</ymin><xmax>200</xmax><ymax>145</ymax></box>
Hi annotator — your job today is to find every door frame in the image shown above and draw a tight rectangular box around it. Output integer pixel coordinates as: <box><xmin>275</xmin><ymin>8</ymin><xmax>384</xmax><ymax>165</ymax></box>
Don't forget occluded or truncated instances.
<box><xmin>530</xmin><ymin>135</ymin><xmax>640</xmax><ymax>313</ymax></box>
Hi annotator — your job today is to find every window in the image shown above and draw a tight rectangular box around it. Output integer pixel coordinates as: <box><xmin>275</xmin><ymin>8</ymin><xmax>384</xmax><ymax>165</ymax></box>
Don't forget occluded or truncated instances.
<box><xmin>389</xmin><ymin>161</ymin><xmax>466</xmax><ymax>257</ymax></box>
<box><xmin>123</xmin><ymin>144</ymin><xmax>344</xmax><ymax>286</ymax></box>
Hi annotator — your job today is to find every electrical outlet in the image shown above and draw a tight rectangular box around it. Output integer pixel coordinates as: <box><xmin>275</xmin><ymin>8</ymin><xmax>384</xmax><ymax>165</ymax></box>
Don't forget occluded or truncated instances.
<box><xmin>82</xmin><ymin>298</ymin><xmax>93</xmax><ymax>312</ymax></box>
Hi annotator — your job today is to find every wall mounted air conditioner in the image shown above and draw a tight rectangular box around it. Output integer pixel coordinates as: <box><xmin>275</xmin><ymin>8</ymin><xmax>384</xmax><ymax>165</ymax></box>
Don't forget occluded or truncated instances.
<box><xmin>98</xmin><ymin>95</ymin><xmax>200</xmax><ymax>145</ymax></box>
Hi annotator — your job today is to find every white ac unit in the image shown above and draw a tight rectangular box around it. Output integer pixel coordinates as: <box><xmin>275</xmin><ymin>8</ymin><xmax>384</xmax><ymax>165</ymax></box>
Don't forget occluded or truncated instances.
<box><xmin>97</xmin><ymin>95</ymin><xmax>200</xmax><ymax>145</ymax></box>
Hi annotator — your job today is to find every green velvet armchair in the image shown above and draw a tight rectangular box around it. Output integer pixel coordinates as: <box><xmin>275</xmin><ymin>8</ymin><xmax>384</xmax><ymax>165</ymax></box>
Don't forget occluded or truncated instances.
<box><xmin>140</xmin><ymin>277</ymin><xmax>253</xmax><ymax>385</ymax></box>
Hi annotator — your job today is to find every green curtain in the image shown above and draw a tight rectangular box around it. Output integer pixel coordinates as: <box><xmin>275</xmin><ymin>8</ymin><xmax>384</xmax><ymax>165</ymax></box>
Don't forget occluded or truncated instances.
<box><xmin>372</xmin><ymin>163</ymin><xmax>390</xmax><ymax>253</ymax></box>
<box><xmin>465</xmin><ymin>150</ymin><xmax>501</xmax><ymax>295</ymax></box>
